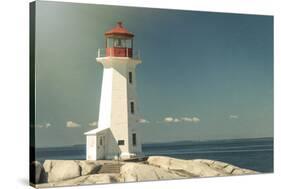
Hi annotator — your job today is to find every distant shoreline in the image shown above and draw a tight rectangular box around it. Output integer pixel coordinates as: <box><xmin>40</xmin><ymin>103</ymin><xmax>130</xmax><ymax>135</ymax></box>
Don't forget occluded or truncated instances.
<box><xmin>34</xmin><ymin>137</ymin><xmax>273</xmax><ymax>149</ymax></box>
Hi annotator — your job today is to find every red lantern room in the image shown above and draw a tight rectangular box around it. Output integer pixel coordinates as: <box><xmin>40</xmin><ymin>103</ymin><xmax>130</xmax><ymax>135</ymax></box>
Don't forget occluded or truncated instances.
<box><xmin>104</xmin><ymin>22</ymin><xmax>134</xmax><ymax>57</ymax></box>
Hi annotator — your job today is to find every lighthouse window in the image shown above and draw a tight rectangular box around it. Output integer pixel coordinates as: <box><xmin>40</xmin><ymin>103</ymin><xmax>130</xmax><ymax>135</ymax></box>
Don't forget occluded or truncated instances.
<box><xmin>106</xmin><ymin>38</ymin><xmax>114</xmax><ymax>48</ymax></box>
<box><xmin>126</xmin><ymin>39</ymin><xmax>132</xmax><ymax>48</ymax></box>
<box><xmin>129</xmin><ymin>72</ymin><xmax>133</xmax><ymax>84</ymax></box>
<box><xmin>107</xmin><ymin>38</ymin><xmax>132</xmax><ymax>48</ymax></box>
<box><xmin>114</xmin><ymin>39</ymin><xmax>121</xmax><ymax>47</ymax></box>
<box><xmin>113</xmin><ymin>38</ymin><xmax>126</xmax><ymax>47</ymax></box>
<box><xmin>132</xmin><ymin>133</ymin><xmax>137</xmax><ymax>146</ymax></box>
<box><xmin>118</xmin><ymin>140</ymin><xmax>125</xmax><ymax>145</ymax></box>
<box><xmin>130</xmin><ymin>102</ymin><xmax>135</xmax><ymax>114</ymax></box>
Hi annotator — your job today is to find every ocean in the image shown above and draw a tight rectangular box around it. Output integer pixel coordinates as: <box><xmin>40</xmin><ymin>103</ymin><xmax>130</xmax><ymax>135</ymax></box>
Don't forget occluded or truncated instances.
<box><xmin>35</xmin><ymin>137</ymin><xmax>273</xmax><ymax>173</ymax></box>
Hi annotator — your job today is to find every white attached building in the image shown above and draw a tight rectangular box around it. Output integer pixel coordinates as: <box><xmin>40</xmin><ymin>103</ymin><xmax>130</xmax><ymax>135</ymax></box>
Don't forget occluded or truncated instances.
<box><xmin>85</xmin><ymin>22</ymin><xmax>143</xmax><ymax>160</ymax></box>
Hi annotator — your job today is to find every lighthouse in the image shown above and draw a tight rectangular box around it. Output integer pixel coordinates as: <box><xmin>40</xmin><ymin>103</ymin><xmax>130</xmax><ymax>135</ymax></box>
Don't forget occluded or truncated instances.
<box><xmin>85</xmin><ymin>22</ymin><xmax>142</xmax><ymax>160</ymax></box>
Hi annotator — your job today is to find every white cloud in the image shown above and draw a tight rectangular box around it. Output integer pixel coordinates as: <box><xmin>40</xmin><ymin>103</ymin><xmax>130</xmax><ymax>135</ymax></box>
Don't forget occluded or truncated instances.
<box><xmin>35</xmin><ymin>123</ymin><xmax>51</xmax><ymax>129</ymax></box>
<box><xmin>138</xmin><ymin>118</ymin><xmax>150</xmax><ymax>124</ymax></box>
<box><xmin>173</xmin><ymin>118</ymin><xmax>181</xmax><ymax>123</ymax></box>
<box><xmin>181</xmin><ymin>116</ymin><xmax>200</xmax><ymax>123</ymax></box>
<box><xmin>66</xmin><ymin>121</ymin><xmax>81</xmax><ymax>128</ymax></box>
<box><xmin>35</xmin><ymin>124</ymin><xmax>44</xmax><ymax>128</ymax></box>
<box><xmin>229</xmin><ymin>115</ymin><xmax>239</xmax><ymax>119</ymax></box>
<box><xmin>163</xmin><ymin>116</ymin><xmax>200</xmax><ymax>124</ymax></box>
<box><xmin>163</xmin><ymin>117</ymin><xmax>174</xmax><ymax>123</ymax></box>
<box><xmin>88</xmin><ymin>121</ymin><xmax>98</xmax><ymax>127</ymax></box>
<box><xmin>181</xmin><ymin>117</ymin><xmax>193</xmax><ymax>122</ymax></box>
<box><xmin>192</xmin><ymin>117</ymin><xmax>200</xmax><ymax>123</ymax></box>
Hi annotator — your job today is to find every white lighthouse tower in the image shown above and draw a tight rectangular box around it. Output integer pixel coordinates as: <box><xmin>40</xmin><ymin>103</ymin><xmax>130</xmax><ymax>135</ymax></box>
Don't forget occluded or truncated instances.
<box><xmin>85</xmin><ymin>22</ymin><xmax>142</xmax><ymax>160</ymax></box>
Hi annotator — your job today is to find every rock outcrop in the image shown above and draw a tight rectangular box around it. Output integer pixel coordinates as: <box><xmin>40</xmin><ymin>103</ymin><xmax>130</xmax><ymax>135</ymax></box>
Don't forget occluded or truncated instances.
<box><xmin>78</xmin><ymin>161</ymin><xmax>101</xmax><ymax>176</ymax></box>
<box><xmin>120</xmin><ymin>163</ymin><xmax>185</xmax><ymax>182</ymax></box>
<box><xmin>37</xmin><ymin>174</ymin><xmax>120</xmax><ymax>188</ymax></box>
<box><xmin>35</xmin><ymin>156</ymin><xmax>258</xmax><ymax>188</ymax></box>
<box><xmin>147</xmin><ymin>156</ymin><xmax>258</xmax><ymax>177</ymax></box>
<box><xmin>43</xmin><ymin>160</ymin><xmax>81</xmax><ymax>182</ymax></box>
<box><xmin>42</xmin><ymin>160</ymin><xmax>101</xmax><ymax>183</ymax></box>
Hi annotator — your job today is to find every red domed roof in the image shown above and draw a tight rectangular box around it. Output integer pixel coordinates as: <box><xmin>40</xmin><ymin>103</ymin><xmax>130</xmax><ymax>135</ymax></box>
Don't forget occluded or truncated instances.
<box><xmin>105</xmin><ymin>22</ymin><xmax>134</xmax><ymax>38</ymax></box>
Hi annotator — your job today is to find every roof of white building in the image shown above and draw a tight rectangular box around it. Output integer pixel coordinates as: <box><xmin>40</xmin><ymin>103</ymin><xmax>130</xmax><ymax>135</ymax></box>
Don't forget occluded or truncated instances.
<box><xmin>84</xmin><ymin>127</ymin><xmax>109</xmax><ymax>135</ymax></box>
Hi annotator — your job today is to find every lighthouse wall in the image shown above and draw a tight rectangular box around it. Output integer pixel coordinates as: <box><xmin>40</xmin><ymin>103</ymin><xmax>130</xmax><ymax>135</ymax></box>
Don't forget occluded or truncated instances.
<box><xmin>86</xmin><ymin>135</ymin><xmax>97</xmax><ymax>160</ymax></box>
<box><xmin>109</xmin><ymin>61</ymin><xmax>130</xmax><ymax>155</ymax></box>
<box><xmin>97</xmin><ymin>57</ymin><xmax>142</xmax><ymax>158</ymax></box>
<box><xmin>97</xmin><ymin>67</ymin><xmax>113</xmax><ymax>130</ymax></box>
<box><xmin>127</xmin><ymin>63</ymin><xmax>142</xmax><ymax>154</ymax></box>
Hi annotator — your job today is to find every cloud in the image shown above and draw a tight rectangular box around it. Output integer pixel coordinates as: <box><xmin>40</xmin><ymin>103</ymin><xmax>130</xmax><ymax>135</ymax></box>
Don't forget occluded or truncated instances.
<box><xmin>35</xmin><ymin>124</ymin><xmax>44</xmax><ymax>128</ymax></box>
<box><xmin>173</xmin><ymin>118</ymin><xmax>181</xmax><ymax>123</ymax></box>
<box><xmin>192</xmin><ymin>117</ymin><xmax>200</xmax><ymax>123</ymax></box>
<box><xmin>181</xmin><ymin>117</ymin><xmax>193</xmax><ymax>122</ymax></box>
<box><xmin>88</xmin><ymin>121</ymin><xmax>98</xmax><ymax>127</ymax></box>
<box><xmin>182</xmin><ymin>116</ymin><xmax>200</xmax><ymax>123</ymax></box>
<box><xmin>66</xmin><ymin>121</ymin><xmax>81</xmax><ymax>128</ymax></box>
<box><xmin>163</xmin><ymin>116</ymin><xmax>200</xmax><ymax>124</ymax></box>
<box><xmin>229</xmin><ymin>115</ymin><xmax>239</xmax><ymax>119</ymax></box>
<box><xmin>137</xmin><ymin>118</ymin><xmax>150</xmax><ymax>124</ymax></box>
<box><xmin>163</xmin><ymin>117</ymin><xmax>174</xmax><ymax>123</ymax></box>
<box><xmin>35</xmin><ymin>123</ymin><xmax>51</xmax><ymax>129</ymax></box>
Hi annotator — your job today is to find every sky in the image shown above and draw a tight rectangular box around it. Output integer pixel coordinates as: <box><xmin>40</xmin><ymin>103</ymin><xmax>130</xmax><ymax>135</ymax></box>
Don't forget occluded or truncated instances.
<box><xmin>34</xmin><ymin>1</ymin><xmax>273</xmax><ymax>147</ymax></box>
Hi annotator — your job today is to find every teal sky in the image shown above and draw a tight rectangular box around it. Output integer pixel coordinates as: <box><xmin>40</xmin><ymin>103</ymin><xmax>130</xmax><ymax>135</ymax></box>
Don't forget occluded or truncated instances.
<box><xmin>34</xmin><ymin>1</ymin><xmax>273</xmax><ymax>148</ymax></box>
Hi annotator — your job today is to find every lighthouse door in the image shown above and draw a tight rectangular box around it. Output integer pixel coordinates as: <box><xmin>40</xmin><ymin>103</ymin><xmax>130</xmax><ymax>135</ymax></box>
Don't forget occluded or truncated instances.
<box><xmin>97</xmin><ymin>135</ymin><xmax>105</xmax><ymax>159</ymax></box>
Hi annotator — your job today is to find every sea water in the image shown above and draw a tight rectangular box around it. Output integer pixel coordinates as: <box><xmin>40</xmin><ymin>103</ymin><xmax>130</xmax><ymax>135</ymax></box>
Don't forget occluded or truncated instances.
<box><xmin>35</xmin><ymin>137</ymin><xmax>273</xmax><ymax>173</ymax></box>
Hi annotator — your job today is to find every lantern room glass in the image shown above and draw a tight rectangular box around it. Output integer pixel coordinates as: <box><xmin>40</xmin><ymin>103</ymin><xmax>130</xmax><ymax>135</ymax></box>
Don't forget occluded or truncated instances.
<box><xmin>106</xmin><ymin>37</ymin><xmax>133</xmax><ymax>48</ymax></box>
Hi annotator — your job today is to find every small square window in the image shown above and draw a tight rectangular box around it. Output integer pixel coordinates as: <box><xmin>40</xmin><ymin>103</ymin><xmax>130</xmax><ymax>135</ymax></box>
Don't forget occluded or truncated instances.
<box><xmin>118</xmin><ymin>140</ymin><xmax>125</xmax><ymax>145</ymax></box>
<box><xmin>130</xmin><ymin>102</ymin><xmax>135</xmax><ymax>114</ymax></box>
<box><xmin>129</xmin><ymin>72</ymin><xmax>133</xmax><ymax>84</ymax></box>
<box><xmin>132</xmin><ymin>133</ymin><xmax>136</xmax><ymax>146</ymax></box>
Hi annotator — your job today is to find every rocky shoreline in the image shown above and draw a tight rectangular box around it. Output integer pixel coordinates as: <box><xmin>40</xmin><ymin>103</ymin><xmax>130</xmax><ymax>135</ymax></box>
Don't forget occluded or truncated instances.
<box><xmin>31</xmin><ymin>156</ymin><xmax>258</xmax><ymax>188</ymax></box>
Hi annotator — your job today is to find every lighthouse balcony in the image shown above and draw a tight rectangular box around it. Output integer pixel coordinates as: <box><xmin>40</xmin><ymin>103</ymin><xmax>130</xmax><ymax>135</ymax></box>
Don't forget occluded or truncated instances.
<box><xmin>97</xmin><ymin>48</ymin><xmax>140</xmax><ymax>59</ymax></box>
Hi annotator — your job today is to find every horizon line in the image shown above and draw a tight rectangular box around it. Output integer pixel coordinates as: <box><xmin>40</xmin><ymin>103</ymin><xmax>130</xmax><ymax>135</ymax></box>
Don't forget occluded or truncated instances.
<box><xmin>34</xmin><ymin>136</ymin><xmax>273</xmax><ymax>149</ymax></box>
